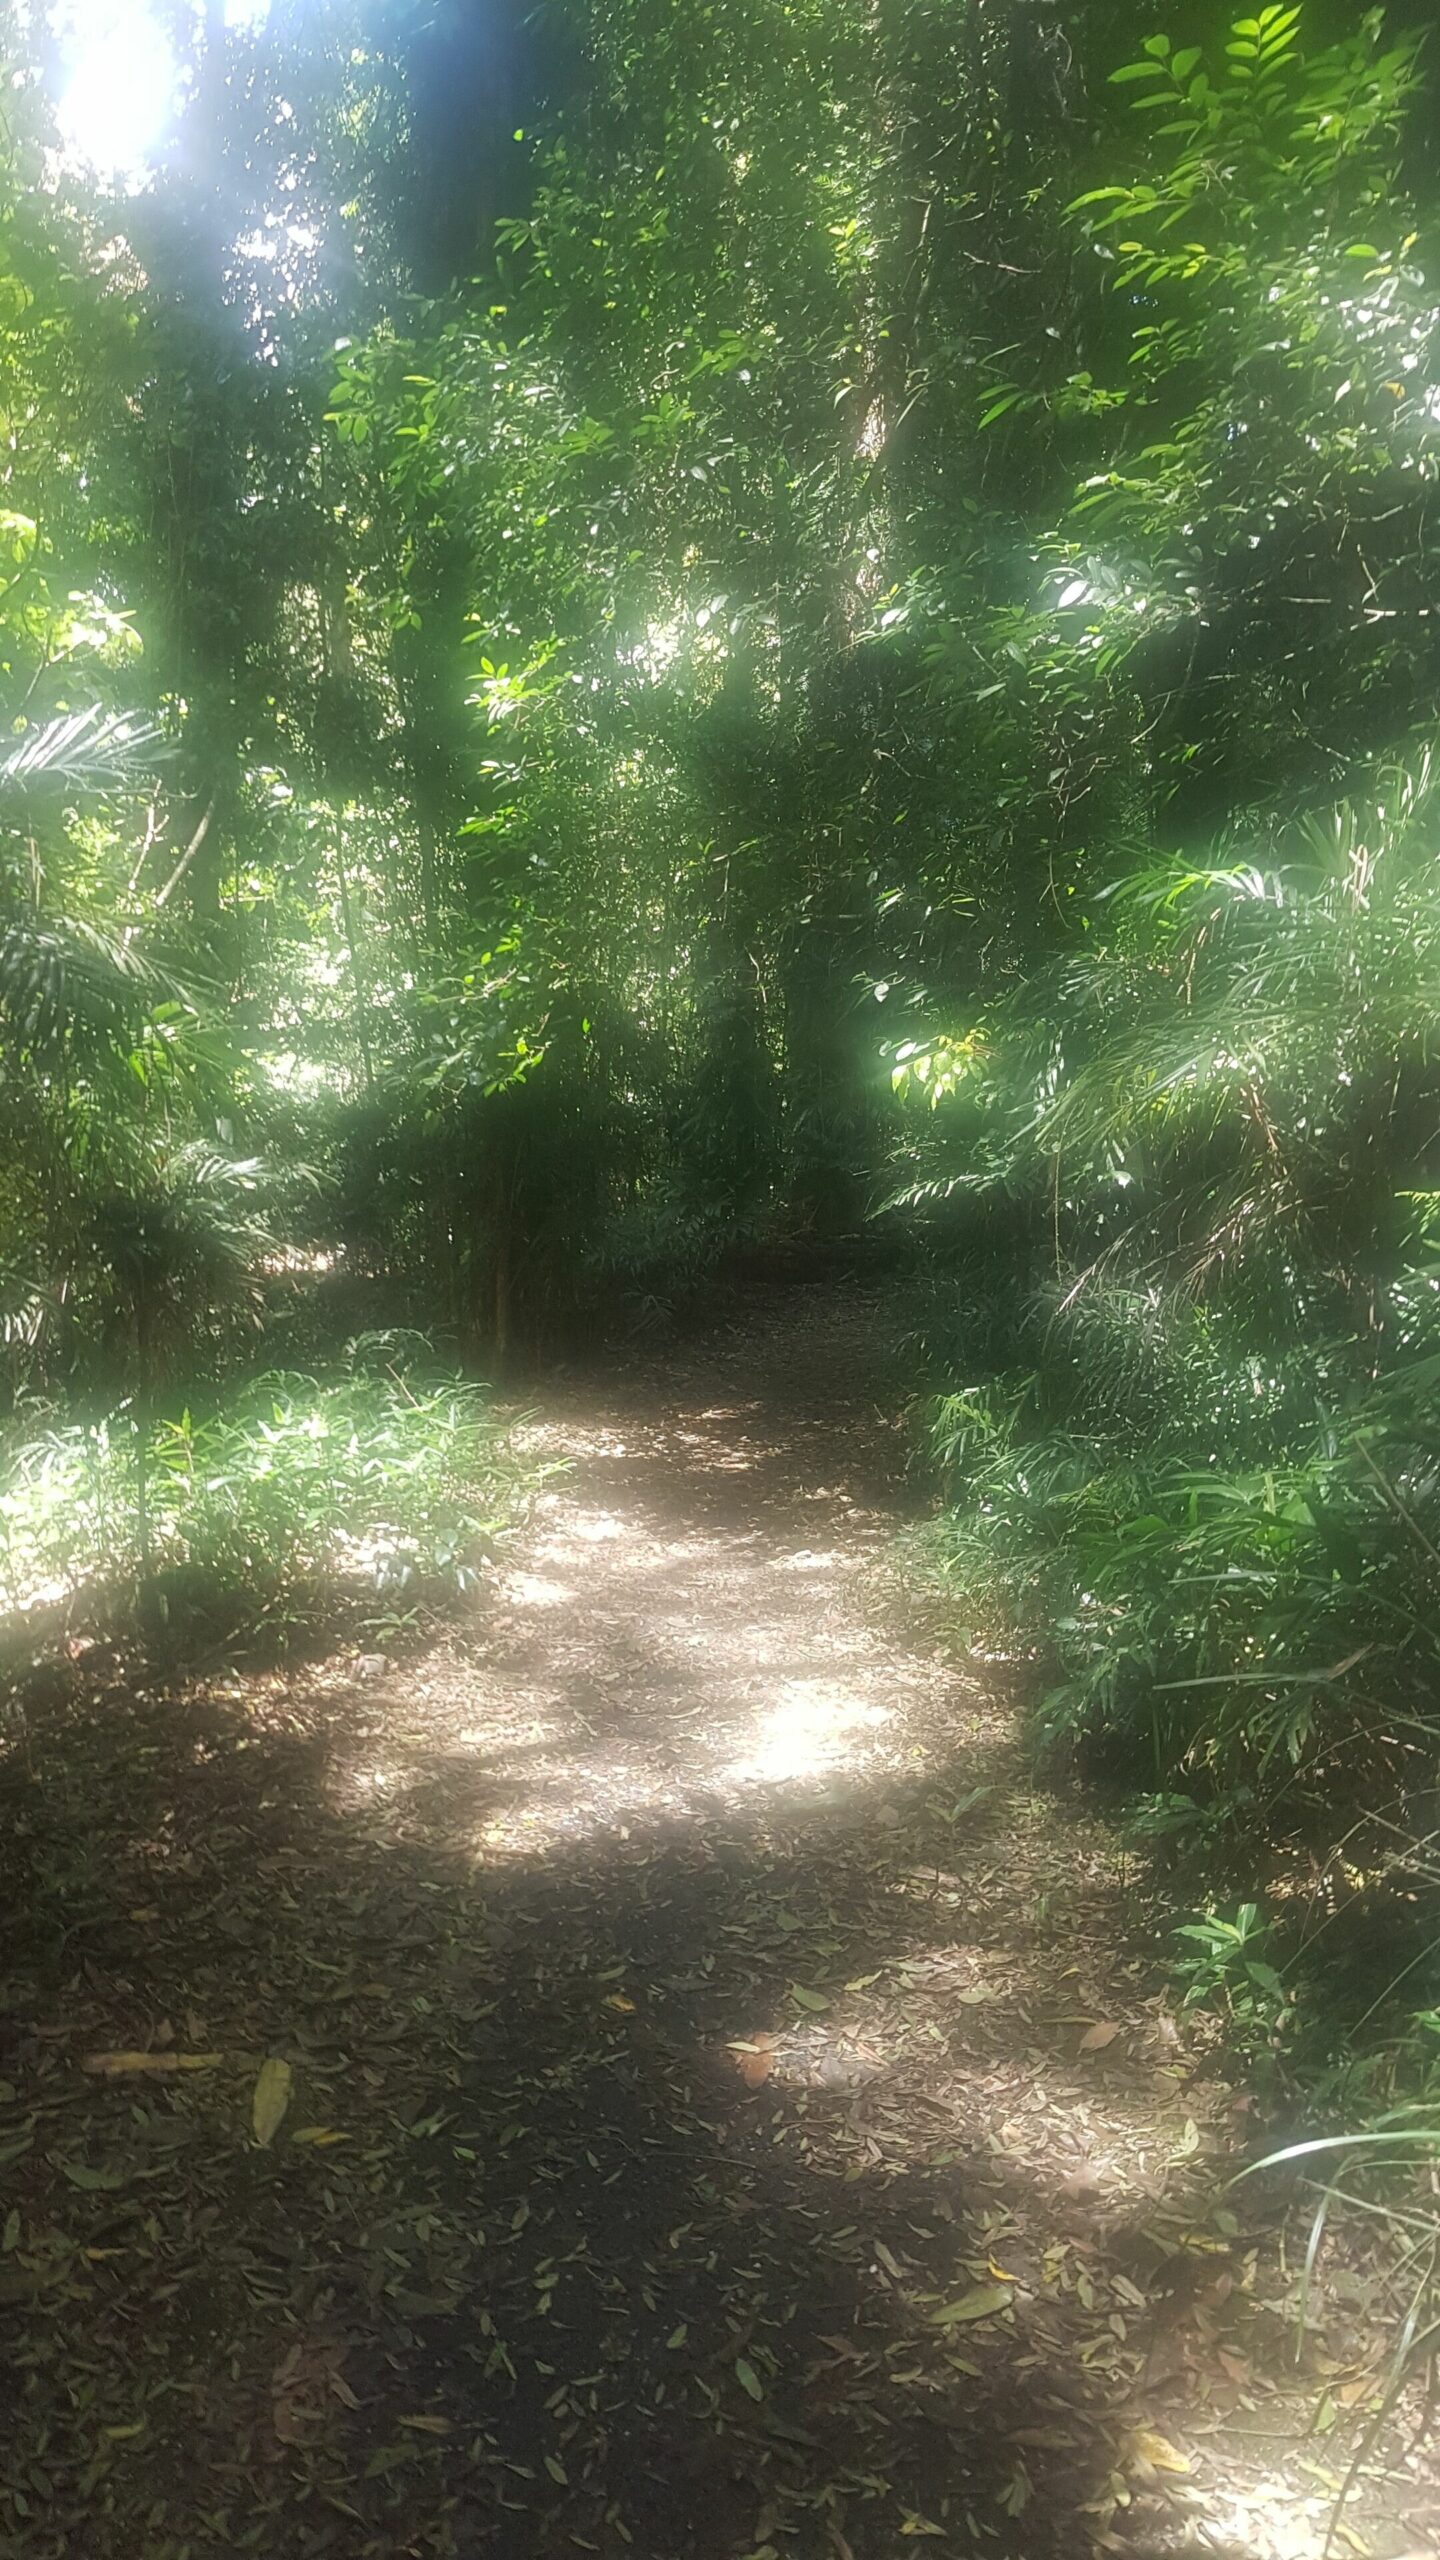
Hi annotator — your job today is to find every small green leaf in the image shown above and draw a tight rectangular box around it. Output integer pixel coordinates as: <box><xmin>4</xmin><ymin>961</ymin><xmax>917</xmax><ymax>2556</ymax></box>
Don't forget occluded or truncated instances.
<box><xmin>735</xmin><ymin>2357</ymin><xmax>764</xmax><ymax>2401</ymax></box>
<box><xmin>251</xmin><ymin>2057</ymin><xmax>293</xmax><ymax>2148</ymax></box>
<box><xmin>978</xmin><ymin>389</ymin><xmax>1026</xmax><ymax>429</ymax></box>
<box><xmin>789</xmin><ymin>1985</ymin><xmax>830</xmax><ymax>2012</ymax></box>
<box><xmin>53</xmin><ymin>2156</ymin><xmax>128</xmax><ymax>2191</ymax></box>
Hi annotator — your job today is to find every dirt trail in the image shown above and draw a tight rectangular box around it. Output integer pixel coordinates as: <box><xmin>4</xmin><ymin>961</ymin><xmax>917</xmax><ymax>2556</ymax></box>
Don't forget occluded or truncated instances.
<box><xmin>2</xmin><ymin>1286</ymin><xmax>1424</xmax><ymax>2560</ymax></box>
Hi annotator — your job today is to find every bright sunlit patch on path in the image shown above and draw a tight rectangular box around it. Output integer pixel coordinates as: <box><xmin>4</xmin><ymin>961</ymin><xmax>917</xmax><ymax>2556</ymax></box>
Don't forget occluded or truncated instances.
<box><xmin>500</xmin><ymin>1571</ymin><xmax>576</xmax><ymax>1609</ymax></box>
<box><xmin>558</xmin><ymin>1510</ymin><xmax>629</xmax><ymax>1544</ymax></box>
<box><xmin>727</xmin><ymin>1676</ymin><xmax>891</xmax><ymax>1784</ymax></box>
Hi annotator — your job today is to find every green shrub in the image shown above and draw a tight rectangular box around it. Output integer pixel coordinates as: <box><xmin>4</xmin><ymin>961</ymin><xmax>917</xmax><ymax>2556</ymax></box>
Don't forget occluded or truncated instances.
<box><xmin>932</xmin><ymin>1368</ymin><xmax>1440</xmax><ymax>1824</ymax></box>
<box><xmin>0</xmin><ymin>1352</ymin><xmax>531</xmax><ymax>1640</ymax></box>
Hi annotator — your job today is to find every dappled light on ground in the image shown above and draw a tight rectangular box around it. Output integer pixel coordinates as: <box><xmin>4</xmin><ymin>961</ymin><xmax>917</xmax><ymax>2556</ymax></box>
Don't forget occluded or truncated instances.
<box><xmin>319</xmin><ymin>1365</ymin><xmax>931</xmax><ymax>1852</ymax></box>
<box><xmin>2</xmin><ymin>1291</ymin><xmax>1432</xmax><ymax>2559</ymax></box>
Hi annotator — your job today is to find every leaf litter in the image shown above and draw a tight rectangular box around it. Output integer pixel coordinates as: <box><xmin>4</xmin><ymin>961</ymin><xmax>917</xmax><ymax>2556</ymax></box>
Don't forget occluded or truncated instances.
<box><xmin>0</xmin><ymin>1288</ymin><xmax>1433</xmax><ymax>2559</ymax></box>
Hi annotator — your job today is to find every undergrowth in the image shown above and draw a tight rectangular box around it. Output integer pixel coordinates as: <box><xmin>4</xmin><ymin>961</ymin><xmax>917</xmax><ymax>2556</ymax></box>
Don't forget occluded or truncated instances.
<box><xmin>917</xmin><ymin>1261</ymin><xmax>1440</xmax><ymax>2519</ymax></box>
<box><xmin>0</xmin><ymin>1336</ymin><xmax>534</xmax><ymax>1650</ymax></box>
<box><xmin>920</xmin><ymin>1277</ymin><xmax>1440</xmax><ymax>2031</ymax></box>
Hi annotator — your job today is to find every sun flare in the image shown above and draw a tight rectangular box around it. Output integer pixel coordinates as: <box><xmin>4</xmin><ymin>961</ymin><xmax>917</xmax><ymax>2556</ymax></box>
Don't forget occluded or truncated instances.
<box><xmin>54</xmin><ymin>0</ymin><xmax>177</xmax><ymax>181</ymax></box>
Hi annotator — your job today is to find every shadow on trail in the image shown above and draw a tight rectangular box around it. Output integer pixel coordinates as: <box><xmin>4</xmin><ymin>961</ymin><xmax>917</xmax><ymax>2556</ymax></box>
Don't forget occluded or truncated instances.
<box><xmin>2</xmin><ymin>1692</ymin><xmax>1262</xmax><ymax>2560</ymax></box>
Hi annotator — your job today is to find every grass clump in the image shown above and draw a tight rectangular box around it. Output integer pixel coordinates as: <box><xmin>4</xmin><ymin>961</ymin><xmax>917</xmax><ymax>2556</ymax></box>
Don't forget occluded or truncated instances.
<box><xmin>0</xmin><ymin>1338</ymin><xmax>533</xmax><ymax>1649</ymax></box>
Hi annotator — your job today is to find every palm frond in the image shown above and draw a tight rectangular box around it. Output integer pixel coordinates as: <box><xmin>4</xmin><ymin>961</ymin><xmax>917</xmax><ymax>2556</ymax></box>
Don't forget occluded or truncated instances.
<box><xmin>0</xmin><ymin>914</ymin><xmax>172</xmax><ymax>1068</ymax></box>
<box><xmin>0</xmin><ymin>707</ymin><xmax>165</xmax><ymax>804</ymax></box>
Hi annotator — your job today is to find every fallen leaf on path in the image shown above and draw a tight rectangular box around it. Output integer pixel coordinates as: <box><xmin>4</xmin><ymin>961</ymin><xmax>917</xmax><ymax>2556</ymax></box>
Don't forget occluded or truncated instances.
<box><xmin>251</xmin><ymin>2057</ymin><xmax>293</xmax><ymax>2148</ymax></box>
<box><xmin>53</xmin><ymin>2156</ymin><xmax>128</xmax><ymax>2191</ymax></box>
<box><xmin>1127</xmin><ymin>2428</ymin><xmax>1191</xmax><ymax>2477</ymax></box>
<box><xmin>931</xmin><ymin>2282</ymin><xmax>1012</xmax><ymax>2326</ymax></box>
<box><xmin>789</xmin><ymin>1985</ymin><xmax>830</xmax><ymax>2013</ymax></box>
<box><xmin>1079</xmin><ymin>2022</ymin><xmax>1121</xmax><ymax>2053</ymax></box>
<box><xmin>998</xmin><ymin>2462</ymin><xmax>1033</xmax><ymax>2516</ymax></box>
<box><xmin>734</xmin><ymin>2357</ymin><xmax>764</xmax><ymax>2400</ymax></box>
<box><xmin>728</xmin><ymin>2031</ymin><xmax>779</xmax><ymax>2088</ymax></box>
<box><xmin>83</xmin><ymin>2051</ymin><xmax>220</xmax><ymax>2077</ymax></box>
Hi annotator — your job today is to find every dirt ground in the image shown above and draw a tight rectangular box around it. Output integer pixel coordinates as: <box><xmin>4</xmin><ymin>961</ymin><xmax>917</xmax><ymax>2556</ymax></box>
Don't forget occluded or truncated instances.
<box><xmin>1</xmin><ymin>1284</ymin><xmax>1434</xmax><ymax>2559</ymax></box>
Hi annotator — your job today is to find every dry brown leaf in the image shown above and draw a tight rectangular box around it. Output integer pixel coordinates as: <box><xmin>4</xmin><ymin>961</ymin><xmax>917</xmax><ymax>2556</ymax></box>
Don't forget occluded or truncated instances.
<box><xmin>82</xmin><ymin>2051</ymin><xmax>221</xmax><ymax>2077</ymax></box>
<box><xmin>1079</xmin><ymin>2022</ymin><xmax>1122</xmax><ymax>2053</ymax></box>
<box><xmin>728</xmin><ymin>2030</ymin><xmax>779</xmax><ymax>2087</ymax></box>
<box><xmin>1127</xmin><ymin>2427</ymin><xmax>1191</xmax><ymax>2477</ymax></box>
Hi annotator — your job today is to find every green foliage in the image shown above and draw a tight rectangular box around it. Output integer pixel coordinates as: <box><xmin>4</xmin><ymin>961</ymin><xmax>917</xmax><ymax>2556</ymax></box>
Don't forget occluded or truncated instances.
<box><xmin>922</xmin><ymin>746</ymin><xmax>1440</xmax><ymax>1848</ymax></box>
<box><xmin>1172</xmin><ymin>1904</ymin><xmax>1292</xmax><ymax>2051</ymax></box>
<box><xmin>0</xmin><ymin>1356</ymin><xmax>525</xmax><ymax>1641</ymax></box>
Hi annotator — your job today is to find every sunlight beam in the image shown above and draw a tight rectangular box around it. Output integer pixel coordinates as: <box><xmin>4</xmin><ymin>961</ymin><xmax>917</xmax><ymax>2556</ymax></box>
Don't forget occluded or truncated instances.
<box><xmin>54</xmin><ymin>0</ymin><xmax>177</xmax><ymax>183</ymax></box>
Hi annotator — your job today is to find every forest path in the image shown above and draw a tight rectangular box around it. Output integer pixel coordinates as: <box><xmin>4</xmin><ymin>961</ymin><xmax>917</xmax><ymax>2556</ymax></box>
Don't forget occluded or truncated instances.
<box><xmin>4</xmin><ymin>1288</ymin><xmax>1396</xmax><ymax>2560</ymax></box>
